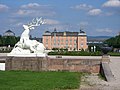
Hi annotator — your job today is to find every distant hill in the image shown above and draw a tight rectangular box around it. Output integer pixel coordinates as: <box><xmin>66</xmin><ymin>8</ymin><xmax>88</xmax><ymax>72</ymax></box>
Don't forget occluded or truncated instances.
<box><xmin>87</xmin><ymin>36</ymin><xmax>112</xmax><ymax>41</ymax></box>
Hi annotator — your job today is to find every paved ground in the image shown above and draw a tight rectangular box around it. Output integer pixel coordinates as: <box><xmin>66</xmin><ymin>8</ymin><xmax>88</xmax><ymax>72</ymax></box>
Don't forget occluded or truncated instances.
<box><xmin>48</xmin><ymin>55</ymin><xmax>102</xmax><ymax>59</ymax></box>
<box><xmin>80</xmin><ymin>56</ymin><xmax>120</xmax><ymax>90</ymax></box>
<box><xmin>109</xmin><ymin>57</ymin><xmax>120</xmax><ymax>87</ymax></box>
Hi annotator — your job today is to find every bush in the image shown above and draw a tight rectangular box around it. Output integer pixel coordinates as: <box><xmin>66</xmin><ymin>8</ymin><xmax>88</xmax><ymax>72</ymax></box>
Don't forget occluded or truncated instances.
<box><xmin>48</xmin><ymin>51</ymin><xmax>102</xmax><ymax>56</ymax></box>
<box><xmin>108</xmin><ymin>52</ymin><xmax>120</xmax><ymax>56</ymax></box>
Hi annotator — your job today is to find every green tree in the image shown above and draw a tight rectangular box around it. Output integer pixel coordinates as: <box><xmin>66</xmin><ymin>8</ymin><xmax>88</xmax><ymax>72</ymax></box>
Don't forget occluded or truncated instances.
<box><xmin>104</xmin><ymin>35</ymin><xmax>120</xmax><ymax>48</ymax></box>
<box><xmin>3</xmin><ymin>36</ymin><xmax>17</xmax><ymax>47</ymax></box>
<box><xmin>0</xmin><ymin>35</ymin><xmax>3</xmax><ymax>46</ymax></box>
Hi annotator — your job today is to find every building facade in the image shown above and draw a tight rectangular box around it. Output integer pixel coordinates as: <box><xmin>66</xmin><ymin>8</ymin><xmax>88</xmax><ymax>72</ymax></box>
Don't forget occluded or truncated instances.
<box><xmin>3</xmin><ymin>30</ymin><xmax>15</xmax><ymax>36</ymax></box>
<box><xmin>43</xmin><ymin>29</ymin><xmax>88</xmax><ymax>51</ymax></box>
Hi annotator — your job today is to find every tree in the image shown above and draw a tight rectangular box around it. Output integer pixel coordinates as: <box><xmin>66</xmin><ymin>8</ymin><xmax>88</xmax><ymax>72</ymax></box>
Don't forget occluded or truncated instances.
<box><xmin>3</xmin><ymin>36</ymin><xmax>17</xmax><ymax>47</ymax></box>
<box><xmin>0</xmin><ymin>35</ymin><xmax>2</xmax><ymax>46</ymax></box>
<box><xmin>104</xmin><ymin>35</ymin><xmax>120</xmax><ymax>48</ymax></box>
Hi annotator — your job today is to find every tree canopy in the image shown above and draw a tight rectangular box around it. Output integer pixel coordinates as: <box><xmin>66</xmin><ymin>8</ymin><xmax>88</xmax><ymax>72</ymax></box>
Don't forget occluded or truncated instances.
<box><xmin>104</xmin><ymin>35</ymin><xmax>120</xmax><ymax>48</ymax></box>
<box><xmin>0</xmin><ymin>36</ymin><xmax>20</xmax><ymax>47</ymax></box>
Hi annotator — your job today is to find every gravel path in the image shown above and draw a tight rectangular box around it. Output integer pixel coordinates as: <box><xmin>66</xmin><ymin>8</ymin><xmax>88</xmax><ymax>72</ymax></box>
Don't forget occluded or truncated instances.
<box><xmin>80</xmin><ymin>57</ymin><xmax>120</xmax><ymax>90</ymax></box>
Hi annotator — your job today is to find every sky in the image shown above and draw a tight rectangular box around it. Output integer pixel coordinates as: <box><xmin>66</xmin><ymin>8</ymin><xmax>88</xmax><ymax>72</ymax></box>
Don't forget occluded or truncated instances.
<box><xmin>0</xmin><ymin>0</ymin><xmax>120</xmax><ymax>37</ymax></box>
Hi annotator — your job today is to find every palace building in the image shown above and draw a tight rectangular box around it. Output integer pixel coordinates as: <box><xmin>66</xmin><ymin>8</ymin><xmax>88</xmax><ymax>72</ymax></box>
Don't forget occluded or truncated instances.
<box><xmin>3</xmin><ymin>30</ymin><xmax>15</xmax><ymax>36</ymax></box>
<box><xmin>43</xmin><ymin>28</ymin><xmax>88</xmax><ymax>51</ymax></box>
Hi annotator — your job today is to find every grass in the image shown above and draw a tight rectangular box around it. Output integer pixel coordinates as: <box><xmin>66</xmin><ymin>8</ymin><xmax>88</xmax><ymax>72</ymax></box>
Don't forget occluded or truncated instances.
<box><xmin>0</xmin><ymin>71</ymin><xmax>81</xmax><ymax>90</ymax></box>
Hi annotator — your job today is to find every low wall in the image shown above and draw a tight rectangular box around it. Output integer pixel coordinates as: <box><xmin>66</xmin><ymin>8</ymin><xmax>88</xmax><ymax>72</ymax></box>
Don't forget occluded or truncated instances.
<box><xmin>5</xmin><ymin>56</ymin><xmax>101</xmax><ymax>73</ymax></box>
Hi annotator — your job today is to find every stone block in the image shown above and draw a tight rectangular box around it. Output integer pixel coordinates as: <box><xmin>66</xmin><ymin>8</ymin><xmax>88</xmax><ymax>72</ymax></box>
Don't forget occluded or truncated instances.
<box><xmin>102</xmin><ymin>55</ymin><xmax>110</xmax><ymax>62</ymax></box>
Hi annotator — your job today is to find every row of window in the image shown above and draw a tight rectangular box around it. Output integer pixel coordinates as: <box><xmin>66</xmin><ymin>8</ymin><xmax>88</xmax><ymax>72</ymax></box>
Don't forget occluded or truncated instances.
<box><xmin>45</xmin><ymin>38</ymin><xmax>84</xmax><ymax>43</ymax></box>
<box><xmin>45</xmin><ymin>36</ymin><xmax>78</xmax><ymax>39</ymax></box>
<box><xmin>45</xmin><ymin>39</ymin><xmax>77</xmax><ymax>44</ymax></box>
<box><xmin>45</xmin><ymin>43</ymin><xmax>84</xmax><ymax>48</ymax></box>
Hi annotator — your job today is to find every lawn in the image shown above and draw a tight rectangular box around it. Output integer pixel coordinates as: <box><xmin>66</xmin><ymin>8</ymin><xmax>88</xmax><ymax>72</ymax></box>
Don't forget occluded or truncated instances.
<box><xmin>0</xmin><ymin>71</ymin><xmax>81</xmax><ymax>90</ymax></box>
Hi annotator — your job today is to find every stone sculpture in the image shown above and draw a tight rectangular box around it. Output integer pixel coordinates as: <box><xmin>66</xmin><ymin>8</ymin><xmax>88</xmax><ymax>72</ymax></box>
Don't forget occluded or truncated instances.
<box><xmin>8</xmin><ymin>17</ymin><xmax>47</xmax><ymax>57</ymax></box>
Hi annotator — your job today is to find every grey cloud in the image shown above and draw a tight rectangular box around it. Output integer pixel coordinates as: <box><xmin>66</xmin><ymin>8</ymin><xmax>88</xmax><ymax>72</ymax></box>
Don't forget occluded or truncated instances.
<box><xmin>0</xmin><ymin>4</ymin><xmax>9</xmax><ymax>12</ymax></box>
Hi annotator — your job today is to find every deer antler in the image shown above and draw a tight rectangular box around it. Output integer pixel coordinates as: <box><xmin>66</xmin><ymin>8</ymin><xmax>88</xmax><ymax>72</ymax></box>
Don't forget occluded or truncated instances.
<box><xmin>27</xmin><ymin>17</ymin><xmax>45</xmax><ymax>29</ymax></box>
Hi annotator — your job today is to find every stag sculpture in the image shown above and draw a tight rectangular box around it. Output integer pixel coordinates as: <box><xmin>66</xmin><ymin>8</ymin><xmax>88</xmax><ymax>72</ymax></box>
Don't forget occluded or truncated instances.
<box><xmin>8</xmin><ymin>17</ymin><xmax>47</xmax><ymax>57</ymax></box>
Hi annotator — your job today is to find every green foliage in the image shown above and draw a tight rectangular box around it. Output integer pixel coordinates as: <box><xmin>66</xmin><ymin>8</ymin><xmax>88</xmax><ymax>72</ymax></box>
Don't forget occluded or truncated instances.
<box><xmin>48</xmin><ymin>50</ymin><xmax>102</xmax><ymax>56</ymax></box>
<box><xmin>52</xmin><ymin>48</ymin><xmax>68</xmax><ymax>52</ymax></box>
<box><xmin>0</xmin><ymin>35</ymin><xmax>2</xmax><ymax>46</ymax></box>
<box><xmin>108</xmin><ymin>52</ymin><xmax>120</xmax><ymax>56</ymax></box>
<box><xmin>0</xmin><ymin>36</ymin><xmax>19</xmax><ymax>46</ymax></box>
<box><xmin>104</xmin><ymin>35</ymin><xmax>120</xmax><ymax>48</ymax></box>
<box><xmin>49</xmin><ymin>50</ymin><xmax>120</xmax><ymax>56</ymax></box>
<box><xmin>0</xmin><ymin>71</ymin><xmax>81</xmax><ymax>90</ymax></box>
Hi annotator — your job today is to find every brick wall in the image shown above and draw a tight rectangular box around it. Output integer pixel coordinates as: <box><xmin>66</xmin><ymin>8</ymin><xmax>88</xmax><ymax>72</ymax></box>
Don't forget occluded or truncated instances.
<box><xmin>5</xmin><ymin>57</ymin><xmax>101</xmax><ymax>73</ymax></box>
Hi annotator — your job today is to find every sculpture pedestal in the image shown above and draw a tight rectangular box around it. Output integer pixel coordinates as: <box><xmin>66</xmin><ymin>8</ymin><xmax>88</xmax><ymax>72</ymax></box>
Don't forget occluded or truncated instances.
<box><xmin>5</xmin><ymin>56</ymin><xmax>48</xmax><ymax>71</ymax></box>
<box><xmin>102</xmin><ymin>55</ymin><xmax>110</xmax><ymax>63</ymax></box>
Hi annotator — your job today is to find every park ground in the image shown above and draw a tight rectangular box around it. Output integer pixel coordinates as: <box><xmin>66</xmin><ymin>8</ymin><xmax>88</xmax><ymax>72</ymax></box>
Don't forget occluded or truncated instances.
<box><xmin>0</xmin><ymin>53</ymin><xmax>120</xmax><ymax>90</ymax></box>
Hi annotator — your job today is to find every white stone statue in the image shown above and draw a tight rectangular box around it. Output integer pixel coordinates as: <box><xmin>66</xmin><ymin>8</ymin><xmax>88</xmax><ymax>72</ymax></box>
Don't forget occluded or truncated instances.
<box><xmin>8</xmin><ymin>17</ymin><xmax>47</xmax><ymax>57</ymax></box>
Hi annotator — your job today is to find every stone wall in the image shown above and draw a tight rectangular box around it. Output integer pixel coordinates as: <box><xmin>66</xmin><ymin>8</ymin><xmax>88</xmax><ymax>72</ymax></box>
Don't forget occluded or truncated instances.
<box><xmin>5</xmin><ymin>56</ymin><xmax>101</xmax><ymax>73</ymax></box>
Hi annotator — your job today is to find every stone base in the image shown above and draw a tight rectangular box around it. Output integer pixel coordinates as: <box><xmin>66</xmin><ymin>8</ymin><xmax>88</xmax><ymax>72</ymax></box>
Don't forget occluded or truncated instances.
<box><xmin>102</xmin><ymin>55</ymin><xmax>110</xmax><ymax>63</ymax></box>
<box><xmin>5</xmin><ymin>56</ymin><xmax>48</xmax><ymax>71</ymax></box>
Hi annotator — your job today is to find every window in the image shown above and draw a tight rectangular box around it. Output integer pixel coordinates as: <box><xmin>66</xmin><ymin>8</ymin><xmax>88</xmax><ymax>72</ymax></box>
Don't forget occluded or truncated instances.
<box><xmin>58</xmin><ymin>39</ymin><xmax>60</xmax><ymax>43</ymax></box>
<box><xmin>74</xmin><ymin>40</ymin><xmax>76</xmax><ymax>43</ymax></box>
<box><xmin>61</xmin><ymin>39</ymin><xmax>63</xmax><ymax>43</ymax></box>
<box><xmin>54</xmin><ymin>43</ymin><xmax>56</xmax><ymax>47</ymax></box>
<box><xmin>58</xmin><ymin>43</ymin><xmax>60</xmax><ymax>46</ymax></box>
<box><xmin>74</xmin><ymin>44</ymin><xmax>76</xmax><ymax>48</ymax></box>
<box><xmin>46</xmin><ymin>39</ymin><xmax>48</xmax><ymax>45</ymax></box>
<box><xmin>70</xmin><ymin>39</ymin><xmax>72</xmax><ymax>44</ymax></box>
<box><xmin>66</xmin><ymin>39</ymin><xmax>68</xmax><ymax>44</ymax></box>
<box><xmin>54</xmin><ymin>40</ymin><xmax>56</xmax><ymax>43</ymax></box>
<box><xmin>81</xmin><ymin>43</ymin><xmax>83</xmax><ymax>47</ymax></box>
<box><xmin>46</xmin><ymin>39</ymin><xmax>48</xmax><ymax>42</ymax></box>
<box><xmin>66</xmin><ymin>39</ymin><xmax>68</xmax><ymax>42</ymax></box>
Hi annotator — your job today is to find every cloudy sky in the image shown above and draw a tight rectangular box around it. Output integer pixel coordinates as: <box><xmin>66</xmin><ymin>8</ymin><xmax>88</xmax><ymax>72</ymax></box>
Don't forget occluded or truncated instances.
<box><xmin>0</xmin><ymin>0</ymin><xmax>120</xmax><ymax>37</ymax></box>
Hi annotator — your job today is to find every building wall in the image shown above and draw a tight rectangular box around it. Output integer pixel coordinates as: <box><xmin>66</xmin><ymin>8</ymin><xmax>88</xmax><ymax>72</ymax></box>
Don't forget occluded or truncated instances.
<box><xmin>78</xmin><ymin>36</ymin><xmax>88</xmax><ymax>50</ymax></box>
<box><xmin>50</xmin><ymin>36</ymin><xmax>78</xmax><ymax>50</ymax></box>
<box><xmin>43</xmin><ymin>35</ymin><xmax>52</xmax><ymax>49</ymax></box>
<box><xmin>43</xmin><ymin>31</ymin><xmax>88</xmax><ymax>51</ymax></box>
